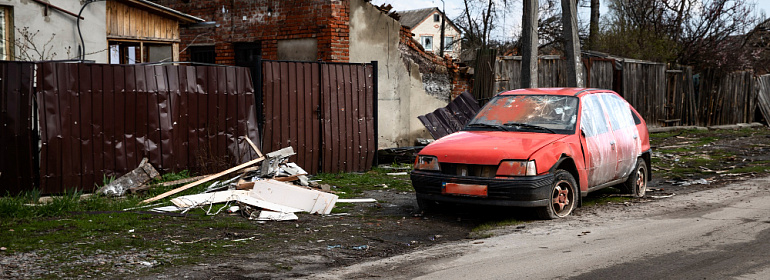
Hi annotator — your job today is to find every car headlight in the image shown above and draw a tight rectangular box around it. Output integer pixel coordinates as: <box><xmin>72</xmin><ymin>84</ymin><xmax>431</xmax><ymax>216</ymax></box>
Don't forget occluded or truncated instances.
<box><xmin>496</xmin><ymin>160</ymin><xmax>537</xmax><ymax>176</ymax></box>
<box><xmin>414</xmin><ymin>155</ymin><xmax>441</xmax><ymax>171</ymax></box>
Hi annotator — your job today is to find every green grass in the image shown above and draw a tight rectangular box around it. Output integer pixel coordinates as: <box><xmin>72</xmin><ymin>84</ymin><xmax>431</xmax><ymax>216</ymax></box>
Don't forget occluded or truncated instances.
<box><xmin>312</xmin><ymin>167</ymin><xmax>413</xmax><ymax>198</ymax></box>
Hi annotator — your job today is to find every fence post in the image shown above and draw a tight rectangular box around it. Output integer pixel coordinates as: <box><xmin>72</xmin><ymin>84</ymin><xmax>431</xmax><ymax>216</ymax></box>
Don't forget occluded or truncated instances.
<box><xmin>255</xmin><ymin>55</ymin><xmax>264</xmax><ymax>146</ymax></box>
<box><xmin>371</xmin><ymin>60</ymin><xmax>379</xmax><ymax>167</ymax></box>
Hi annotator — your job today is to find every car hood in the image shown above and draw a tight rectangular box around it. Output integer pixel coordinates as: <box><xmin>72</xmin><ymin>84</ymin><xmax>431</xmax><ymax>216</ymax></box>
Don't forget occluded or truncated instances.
<box><xmin>419</xmin><ymin>131</ymin><xmax>570</xmax><ymax>165</ymax></box>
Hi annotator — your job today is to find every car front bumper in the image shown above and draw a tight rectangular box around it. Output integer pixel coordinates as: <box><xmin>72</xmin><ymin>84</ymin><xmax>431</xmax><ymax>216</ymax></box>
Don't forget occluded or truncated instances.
<box><xmin>410</xmin><ymin>170</ymin><xmax>555</xmax><ymax>207</ymax></box>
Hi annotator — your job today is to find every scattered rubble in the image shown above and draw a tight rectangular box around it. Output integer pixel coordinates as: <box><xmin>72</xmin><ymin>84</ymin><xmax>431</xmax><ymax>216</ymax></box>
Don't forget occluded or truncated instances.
<box><xmin>96</xmin><ymin>141</ymin><xmax>371</xmax><ymax>222</ymax></box>
<box><xmin>97</xmin><ymin>158</ymin><xmax>160</xmax><ymax>196</ymax></box>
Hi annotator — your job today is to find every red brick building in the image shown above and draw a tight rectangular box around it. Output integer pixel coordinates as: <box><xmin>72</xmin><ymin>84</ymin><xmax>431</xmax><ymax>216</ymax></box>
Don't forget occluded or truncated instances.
<box><xmin>150</xmin><ymin>0</ymin><xmax>351</xmax><ymax>66</ymax></box>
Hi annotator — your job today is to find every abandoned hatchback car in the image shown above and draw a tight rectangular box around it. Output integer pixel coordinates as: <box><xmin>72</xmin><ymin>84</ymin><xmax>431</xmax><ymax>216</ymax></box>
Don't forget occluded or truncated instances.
<box><xmin>411</xmin><ymin>88</ymin><xmax>651</xmax><ymax>219</ymax></box>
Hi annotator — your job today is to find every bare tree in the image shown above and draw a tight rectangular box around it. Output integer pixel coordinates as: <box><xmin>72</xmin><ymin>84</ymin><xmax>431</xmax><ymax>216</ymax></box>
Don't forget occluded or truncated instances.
<box><xmin>598</xmin><ymin>0</ymin><xmax>761</xmax><ymax>71</ymax></box>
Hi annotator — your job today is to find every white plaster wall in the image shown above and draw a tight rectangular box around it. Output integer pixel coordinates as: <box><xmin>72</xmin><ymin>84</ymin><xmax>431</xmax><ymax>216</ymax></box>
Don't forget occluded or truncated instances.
<box><xmin>3</xmin><ymin>0</ymin><xmax>107</xmax><ymax>62</ymax></box>
<box><xmin>349</xmin><ymin>0</ymin><xmax>448</xmax><ymax>148</ymax></box>
<box><xmin>410</xmin><ymin>11</ymin><xmax>460</xmax><ymax>58</ymax></box>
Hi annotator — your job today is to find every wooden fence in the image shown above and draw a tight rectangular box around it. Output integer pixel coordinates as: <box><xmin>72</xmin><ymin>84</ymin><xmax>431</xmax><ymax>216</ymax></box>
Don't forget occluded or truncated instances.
<box><xmin>489</xmin><ymin>55</ymin><xmax>768</xmax><ymax>127</ymax></box>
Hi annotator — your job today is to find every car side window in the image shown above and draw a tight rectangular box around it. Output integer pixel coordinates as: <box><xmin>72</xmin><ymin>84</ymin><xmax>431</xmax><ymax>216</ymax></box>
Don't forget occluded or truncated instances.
<box><xmin>580</xmin><ymin>94</ymin><xmax>609</xmax><ymax>137</ymax></box>
<box><xmin>599</xmin><ymin>94</ymin><xmax>635</xmax><ymax>131</ymax></box>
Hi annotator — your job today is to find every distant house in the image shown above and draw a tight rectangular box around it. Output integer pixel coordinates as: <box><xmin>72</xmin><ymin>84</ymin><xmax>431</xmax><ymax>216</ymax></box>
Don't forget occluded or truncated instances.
<box><xmin>0</xmin><ymin>0</ymin><xmax>202</xmax><ymax>63</ymax></box>
<box><xmin>398</xmin><ymin>7</ymin><xmax>461</xmax><ymax>59</ymax></box>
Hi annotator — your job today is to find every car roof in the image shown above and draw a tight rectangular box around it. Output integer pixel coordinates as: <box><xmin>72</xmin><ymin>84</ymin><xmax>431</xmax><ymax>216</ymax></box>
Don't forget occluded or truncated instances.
<box><xmin>496</xmin><ymin>88</ymin><xmax>614</xmax><ymax>98</ymax></box>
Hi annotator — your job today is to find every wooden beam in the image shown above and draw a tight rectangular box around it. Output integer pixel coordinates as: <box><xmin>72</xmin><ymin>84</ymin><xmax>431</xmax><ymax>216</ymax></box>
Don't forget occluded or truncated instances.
<box><xmin>141</xmin><ymin>156</ymin><xmax>265</xmax><ymax>204</ymax></box>
<box><xmin>243</xmin><ymin>136</ymin><xmax>263</xmax><ymax>157</ymax></box>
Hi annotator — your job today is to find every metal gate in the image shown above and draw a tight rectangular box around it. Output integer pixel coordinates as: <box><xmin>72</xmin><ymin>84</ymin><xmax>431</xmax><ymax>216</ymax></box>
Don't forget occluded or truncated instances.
<box><xmin>260</xmin><ymin>60</ymin><xmax>377</xmax><ymax>174</ymax></box>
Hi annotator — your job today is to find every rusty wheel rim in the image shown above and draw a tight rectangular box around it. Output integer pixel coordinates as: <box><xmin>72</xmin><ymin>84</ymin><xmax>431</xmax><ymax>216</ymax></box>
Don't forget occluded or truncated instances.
<box><xmin>636</xmin><ymin>167</ymin><xmax>647</xmax><ymax>196</ymax></box>
<box><xmin>552</xmin><ymin>180</ymin><xmax>573</xmax><ymax>217</ymax></box>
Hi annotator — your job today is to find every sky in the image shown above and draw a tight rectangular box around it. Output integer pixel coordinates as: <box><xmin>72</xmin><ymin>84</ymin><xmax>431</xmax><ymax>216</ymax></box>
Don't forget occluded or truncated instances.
<box><xmin>371</xmin><ymin>0</ymin><xmax>770</xmax><ymax>41</ymax></box>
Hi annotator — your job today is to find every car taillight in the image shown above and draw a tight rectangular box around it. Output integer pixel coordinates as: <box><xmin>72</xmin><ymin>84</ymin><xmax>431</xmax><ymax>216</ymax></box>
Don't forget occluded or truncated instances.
<box><xmin>496</xmin><ymin>160</ymin><xmax>536</xmax><ymax>176</ymax></box>
<box><xmin>414</xmin><ymin>156</ymin><xmax>441</xmax><ymax>171</ymax></box>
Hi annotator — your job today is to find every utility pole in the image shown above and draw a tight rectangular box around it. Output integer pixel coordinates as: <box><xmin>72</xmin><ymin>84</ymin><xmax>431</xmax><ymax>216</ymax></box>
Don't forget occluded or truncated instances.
<box><xmin>562</xmin><ymin>0</ymin><xmax>584</xmax><ymax>87</ymax></box>
<box><xmin>521</xmin><ymin>0</ymin><xmax>538</xmax><ymax>88</ymax></box>
<box><xmin>439</xmin><ymin>0</ymin><xmax>446</xmax><ymax>58</ymax></box>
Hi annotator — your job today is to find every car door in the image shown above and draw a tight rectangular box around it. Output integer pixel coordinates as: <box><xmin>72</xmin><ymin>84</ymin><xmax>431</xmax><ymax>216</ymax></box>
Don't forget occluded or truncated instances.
<box><xmin>579</xmin><ymin>94</ymin><xmax>617</xmax><ymax>187</ymax></box>
<box><xmin>599</xmin><ymin>93</ymin><xmax>640</xmax><ymax>179</ymax></box>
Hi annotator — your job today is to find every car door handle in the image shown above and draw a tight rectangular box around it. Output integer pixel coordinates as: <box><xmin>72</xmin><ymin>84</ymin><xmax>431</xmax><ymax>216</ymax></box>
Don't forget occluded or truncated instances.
<box><xmin>610</xmin><ymin>141</ymin><xmax>615</xmax><ymax>145</ymax></box>
<box><xmin>633</xmin><ymin>135</ymin><xmax>638</xmax><ymax>139</ymax></box>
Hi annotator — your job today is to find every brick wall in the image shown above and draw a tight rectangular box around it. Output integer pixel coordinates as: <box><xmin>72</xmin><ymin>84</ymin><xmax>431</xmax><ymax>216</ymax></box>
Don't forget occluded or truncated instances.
<box><xmin>153</xmin><ymin>0</ymin><xmax>350</xmax><ymax>64</ymax></box>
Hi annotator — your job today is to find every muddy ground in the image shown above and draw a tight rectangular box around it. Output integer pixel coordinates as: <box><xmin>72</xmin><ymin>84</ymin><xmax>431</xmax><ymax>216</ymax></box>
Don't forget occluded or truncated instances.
<box><xmin>4</xmin><ymin>127</ymin><xmax>770</xmax><ymax>279</ymax></box>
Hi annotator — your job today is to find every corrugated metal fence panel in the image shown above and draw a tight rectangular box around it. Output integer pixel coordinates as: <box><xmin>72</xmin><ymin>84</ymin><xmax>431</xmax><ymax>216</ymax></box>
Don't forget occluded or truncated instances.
<box><xmin>262</xmin><ymin>61</ymin><xmax>375</xmax><ymax>174</ymax></box>
<box><xmin>320</xmin><ymin>63</ymin><xmax>376</xmax><ymax>173</ymax></box>
<box><xmin>622</xmin><ymin>61</ymin><xmax>667</xmax><ymax>126</ymax></box>
<box><xmin>417</xmin><ymin>91</ymin><xmax>480</xmax><ymax>139</ymax></box>
<box><xmin>0</xmin><ymin>61</ymin><xmax>37</xmax><ymax>194</ymax></box>
<box><xmin>262</xmin><ymin>61</ymin><xmax>321</xmax><ymax>174</ymax></box>
<box><xmin>35</xmin><ymin>62</ymin><xmax>259</xmax><ymax>193</ymax></box>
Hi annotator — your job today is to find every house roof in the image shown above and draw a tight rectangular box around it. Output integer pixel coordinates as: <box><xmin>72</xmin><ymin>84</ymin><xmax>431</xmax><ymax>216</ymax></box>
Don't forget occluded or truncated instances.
<box><xmin>398</xmin><ymin>7</ymin><xmax>460</xmax><ymax>33</ymax></box>
<box><xmin>120</xmin><ymin>0</ymin><xmax>204</xmax><ymax>23</ymax></box>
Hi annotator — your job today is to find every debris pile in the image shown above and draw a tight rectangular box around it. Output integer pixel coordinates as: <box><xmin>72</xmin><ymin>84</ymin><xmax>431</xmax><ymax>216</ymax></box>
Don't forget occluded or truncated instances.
<box><xmin>107</xmin><ymin>138</ymin><xmax>375</xmax><ymax>221</ymax></box>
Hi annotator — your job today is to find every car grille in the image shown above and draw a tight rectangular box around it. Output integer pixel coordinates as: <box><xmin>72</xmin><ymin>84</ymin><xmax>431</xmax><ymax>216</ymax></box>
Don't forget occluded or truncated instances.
<box><xmin>439</xmin><ymin>163</ymin><xmax>498</xmax><ymax>178</ymax></box>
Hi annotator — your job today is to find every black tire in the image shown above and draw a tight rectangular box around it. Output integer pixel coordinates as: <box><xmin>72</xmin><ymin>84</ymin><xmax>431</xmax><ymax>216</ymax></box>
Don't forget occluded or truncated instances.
<box><xmin>536</xmin><ymin>170</ymin><xmax>578</xmax><ymax>220</ymax></box>
<box><xmin>621</xmin><ymin>158</ymin><xmax>648</xmax><ymax>198</ymax></box>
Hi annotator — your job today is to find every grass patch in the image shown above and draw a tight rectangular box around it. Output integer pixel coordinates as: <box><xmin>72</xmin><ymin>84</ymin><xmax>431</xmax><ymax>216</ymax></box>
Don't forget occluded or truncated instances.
<box><xmin>312</xmin><ymin>167</ymin><xmax>413</xmax><ymax>198</ymax></box>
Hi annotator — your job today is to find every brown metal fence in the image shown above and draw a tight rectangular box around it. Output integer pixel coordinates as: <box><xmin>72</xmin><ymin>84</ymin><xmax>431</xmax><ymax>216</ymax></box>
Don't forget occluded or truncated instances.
<box><xmin>0</xmin><ymin>61</ymin><xmax>260</xmax><ymax>194</ymax></box>
<box><xmin>0</xmin><ymin>62</ymin><xmax>38</xmax><ymax>194</ymax></box>
<box><xmin>261</xmin><ymin>60</ymin><xmax>377</xmax><ymax>174</ymax></box>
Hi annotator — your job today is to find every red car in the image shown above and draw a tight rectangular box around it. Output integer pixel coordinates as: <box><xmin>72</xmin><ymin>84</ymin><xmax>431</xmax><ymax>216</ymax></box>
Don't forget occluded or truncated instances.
<box><xmin>411</xmin><ymin>88</ymin><xmax>651</xmax><ymax>219</ymax></box>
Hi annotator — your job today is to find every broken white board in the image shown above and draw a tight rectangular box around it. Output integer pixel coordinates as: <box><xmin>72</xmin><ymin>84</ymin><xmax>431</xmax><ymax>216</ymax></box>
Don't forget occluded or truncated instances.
<box><xmin>170</xmin><ymin>190</ymin><xmax>249</xmax><ymax>208</ymax></box>
<box><xmin>235</xmin><ymin>195</ymin><xmax>302</xmax><ymax>213</ymax></box>
<box><xmin>249</xmin><ymin>179</ymin><xmax>338</xmax><ymax>215</ymax></box>
<box><xmin>255</xmin><ymin>210</ymin><xmax>299</xmax><ymax>221</ymax></box>
<box><xmin>150</xmin><ymin>206</ymin><xmax>182</xmax><ymax>213</ymax></box>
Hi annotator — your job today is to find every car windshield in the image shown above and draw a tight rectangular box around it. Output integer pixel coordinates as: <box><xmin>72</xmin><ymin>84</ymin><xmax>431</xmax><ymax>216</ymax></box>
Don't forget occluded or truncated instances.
<box><xmin>465</xmin><ymin>95</ymin><xmax>579</xmax><ymax>134</ymax></box>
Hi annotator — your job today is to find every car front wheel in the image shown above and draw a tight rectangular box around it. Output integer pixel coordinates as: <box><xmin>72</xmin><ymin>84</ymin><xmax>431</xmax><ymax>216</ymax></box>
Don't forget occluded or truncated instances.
<box><xmin>536</xmin><ymin>170</ymin><xmax>577</xmax><ymax>220</ymax></box>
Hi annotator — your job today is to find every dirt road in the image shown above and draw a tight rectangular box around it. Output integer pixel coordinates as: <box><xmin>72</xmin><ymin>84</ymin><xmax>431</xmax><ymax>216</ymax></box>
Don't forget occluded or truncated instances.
<box><xmin>315</xmin><ymin>175</ymin><xmax>770</xmax><ymax>279</ymax></box>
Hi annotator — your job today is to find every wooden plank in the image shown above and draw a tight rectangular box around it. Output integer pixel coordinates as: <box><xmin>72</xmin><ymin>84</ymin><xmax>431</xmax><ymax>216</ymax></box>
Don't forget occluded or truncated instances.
<box><xmin>141</xmin><ymin>156</ymin><xmax>265</xmax><ymax>204</ymax></box>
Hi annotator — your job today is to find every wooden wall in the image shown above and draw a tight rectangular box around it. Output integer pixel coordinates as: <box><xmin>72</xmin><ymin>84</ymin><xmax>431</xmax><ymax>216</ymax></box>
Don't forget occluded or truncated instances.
<box><xmin>106</xmin><ymin>1</ymin><xmax>180</xmax><ymax>42</ymax></box>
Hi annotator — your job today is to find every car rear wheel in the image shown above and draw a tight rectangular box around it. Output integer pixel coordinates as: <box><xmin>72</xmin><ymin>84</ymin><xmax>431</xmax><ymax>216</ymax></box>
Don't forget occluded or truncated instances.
<box><xmin>536</xmin><ymin>170</ymin><xmax>577</xmax><ymax>220</ymax></box>
<box><xmin>622</xmin><ymin>158</ymin><xmax>647</xmax><ymax>197</ymax></box>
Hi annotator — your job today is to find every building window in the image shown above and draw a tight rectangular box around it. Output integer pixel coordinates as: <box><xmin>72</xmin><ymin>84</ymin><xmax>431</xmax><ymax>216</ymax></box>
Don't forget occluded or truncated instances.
<box><xmin>0</xmin><ymin>6</ymin><xmax>13</xmax><ymax>60</ymax></box>
<box><xmin>444</xmin><ymin>36</ymin><xmax>453</xmax><ymax>51</ymax></box>
<box><xmin>433</xmin><ymin>14</ymin><xmax>440</xmax><ymax>22</ymax></box>
<box><xmin>421</xmin><ymin>36</ymin><xmax>433</xmax><ymax>51</ymax></box>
